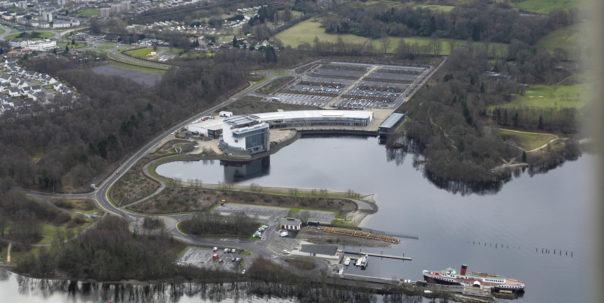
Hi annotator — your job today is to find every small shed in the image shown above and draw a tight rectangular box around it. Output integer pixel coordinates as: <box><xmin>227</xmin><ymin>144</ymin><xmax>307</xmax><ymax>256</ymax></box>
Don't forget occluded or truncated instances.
<box><xmin>279</xmin><ymin>217</ymin><xmax>302</xmax><ymax>231</ymax></box>
<box><xmin>219</xmin><ymin>111</ymin><xmax>233</xmax><ymax>117</ymax></box>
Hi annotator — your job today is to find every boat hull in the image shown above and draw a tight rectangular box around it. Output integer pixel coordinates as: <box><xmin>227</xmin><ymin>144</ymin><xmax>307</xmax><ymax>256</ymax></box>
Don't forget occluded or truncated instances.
<box><xmin>423</xmin><ymin>275</ymin><xmax>462</xmax><ymax>286</ymax></box>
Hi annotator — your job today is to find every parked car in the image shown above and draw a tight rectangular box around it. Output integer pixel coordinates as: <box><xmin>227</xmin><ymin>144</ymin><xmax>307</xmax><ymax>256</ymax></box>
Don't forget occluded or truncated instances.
<box><xmin>213</xmin><ymin>247</ymin><xmax>218</xmax><ymax>252</ymax></box>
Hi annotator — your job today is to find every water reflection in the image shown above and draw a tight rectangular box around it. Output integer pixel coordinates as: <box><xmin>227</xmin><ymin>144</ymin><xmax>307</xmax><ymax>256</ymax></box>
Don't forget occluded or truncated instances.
<box><xmin>222</xmin><ymin>157</ymin><xmax>270</xmax><ymax>183</ymax></box>
<box><xmin>0</xmin><ymin>269</ymin><xmax>425</xmax><ymax>303</ymax></box>
<box><xmin>177</xmin><ymin>135</ymin><xmax>582</xmax><ymax>196</ymax></box>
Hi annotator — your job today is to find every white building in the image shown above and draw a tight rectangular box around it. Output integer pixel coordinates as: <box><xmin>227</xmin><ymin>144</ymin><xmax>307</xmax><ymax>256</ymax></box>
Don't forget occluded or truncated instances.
<box><xmin>9</xmin><ymin>39</ymin><xmax>57</xmax><ymax>51</ymax></box>
<box><xmin>43</xmin><ymin>11</ymin><xmax>52</xmax><ymax>22</ymax></box>
<box><xmin>221</xmin><ymin>115</ymin><xmax>269</xmax><ymax>155</ymax></box>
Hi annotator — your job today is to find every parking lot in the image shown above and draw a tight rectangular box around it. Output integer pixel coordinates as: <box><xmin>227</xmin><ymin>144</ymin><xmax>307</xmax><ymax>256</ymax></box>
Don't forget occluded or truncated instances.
<box><xmin>272</xmin><ymin>93</ymin><xmax>332</xmax><ymax>107</ymax></box>
<box><xmin>332</xmin><ymin>97</ymin><xmax>394</xmax><ymax>109</ymax></box>
<box><xmin>176</xmin><ymin>246</ymin><xmax>248</xmax><ymax>273</ymax></box>
<box><xmin>248</xmin><ymin>61</ymin><xmax>431</xmax><ymax>111</ymax></box>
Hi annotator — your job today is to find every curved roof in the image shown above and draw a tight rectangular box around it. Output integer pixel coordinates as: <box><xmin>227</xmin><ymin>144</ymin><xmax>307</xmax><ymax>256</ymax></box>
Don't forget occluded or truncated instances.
<box><xmin>254</xmin><ymin>110</ymin><xmax>373</xmax><ymax>122</ymax></box>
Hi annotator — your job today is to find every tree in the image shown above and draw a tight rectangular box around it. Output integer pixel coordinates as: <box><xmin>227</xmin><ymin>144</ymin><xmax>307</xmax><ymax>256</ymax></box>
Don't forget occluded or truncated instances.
<box><xmin>430</xmin><ymin>37</ymin><xmax>442</xmax><ymax>56</ymax></box>
<box><xmin>232</xmin><ymin>35</ymin><xmax>239</xmax><ymax>48</ymax></box>
<box><xmin>522</xmin><ymin>151</ymin><xmax>527</xmax><ymax>162</ymax></box>
<box><xmin>380</xmin><ymin>37</ymin><xmax>391</xmax><ymax>54</ymax></box>
<box><xmin>538</xmin><ymin>115</ymin><xmax>544</xmax><ymax>130</ymax></box>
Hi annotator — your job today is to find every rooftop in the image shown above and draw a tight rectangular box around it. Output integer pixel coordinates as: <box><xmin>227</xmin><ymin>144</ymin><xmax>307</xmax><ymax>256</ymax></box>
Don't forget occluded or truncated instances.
<box><xmin>279</xmin><ymin>217</ymin><xmax>301</xmax><ymax>226</ymax></box>
<box><xmin>254</xmin><ymin>110</ymin><xmax>373</xmax><ymax>121</ymax></box>
<box><xmin>379</xmin><ymin>113</ymin><xmax>405</xmax><ymax>129</ymax></box>
<box><xmin>224</xmin><ymin>115</ymin><xmax>259</xmax><ymax>127</ymax></box>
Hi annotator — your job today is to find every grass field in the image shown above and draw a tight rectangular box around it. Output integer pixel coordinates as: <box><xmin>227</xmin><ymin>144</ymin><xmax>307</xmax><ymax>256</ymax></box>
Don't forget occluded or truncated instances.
<box><xmin>502</xmin><ymin>0</ymin><xmax>578</xmax><ymax>14</ymax></box>
<box><xmin>489</xmin><ymin>84</ymin><xmax>588</xmax><ymax>111</ymax></box>
<box><xmin>536</xmin><ymin>23</ymin><xmax>581</xmax><ymax>60</ymax></box>
<box><xmin>6</xmin><ymin>31</ymin><xmax>54</xmax><ymax>40</ymax></box>
<box><xmin>77</xmin><ymin>8</ymin><xmax>100</xmax><ymax>17</ymax></box>
<box><xmin>38</xmin><ymin>216</ymin><xmax>95</xmax><ymax>245</ymax></box>
<box><xmin>106</xmin><ymin>51</ymin><xmax>169</xmax><ymax>72</ymax></box>
<box><xmin>499</xmin><ymin>129</ymin><xmax>557</xmax><ymax>151</ymax></box>
<box><xmin>275</xmin><ymin>19</ymin><xmax>507</xmax><ymax>56</ymax></box>
<box><xmin>125</xmin><ymin>47</ymin><xmax>154</xmax><ymax>58</ymax></box>
<box><xmin>363</xmin><ymin>0</ymin><xmax>454</xmax><ymax>11</ymax></box>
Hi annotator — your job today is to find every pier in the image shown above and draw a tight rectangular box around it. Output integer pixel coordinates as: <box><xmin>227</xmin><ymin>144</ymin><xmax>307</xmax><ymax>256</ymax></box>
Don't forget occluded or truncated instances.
<box><xmin>343</xmin><ymin>250</ymin><xmax>412</xmax><ymax>261</ymax></box>
<box><xmin>320</xmin><ymin>226</ymin><xmax>400</xmax><ymax>243</ymax></box>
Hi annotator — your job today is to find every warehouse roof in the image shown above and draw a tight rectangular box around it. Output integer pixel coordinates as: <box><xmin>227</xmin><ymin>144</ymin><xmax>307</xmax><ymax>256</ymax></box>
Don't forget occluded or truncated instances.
<box><xmin>379</xmin><ymin>113</ymin><xmax>405</xmax><ymax>129</ymax></box>
<box><xmin>224</xmin><ymin>115</ymin><xmax>259</xmax><ymax>127</ymax></box>
<box><xmin>187</xmin><ymin>110</ymin><xmax>374</xmax><ymax>132</ymax></box>
<box><xmin>254</xmin><ymin>110</ymin><xmax>373</xmax><ymax>121</ymax></box>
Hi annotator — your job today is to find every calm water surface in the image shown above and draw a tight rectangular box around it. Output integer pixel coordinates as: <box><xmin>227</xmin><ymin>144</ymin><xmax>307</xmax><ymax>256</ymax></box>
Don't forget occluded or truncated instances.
<box><xmin>157</xmin><ymin>137</ymin><xmax>598</xmax><ymax>303</ymax></box>
<box><xmin>0</xmin><ymin>137</ymin><xmax>595</xmax><ymax>302</ymax></box>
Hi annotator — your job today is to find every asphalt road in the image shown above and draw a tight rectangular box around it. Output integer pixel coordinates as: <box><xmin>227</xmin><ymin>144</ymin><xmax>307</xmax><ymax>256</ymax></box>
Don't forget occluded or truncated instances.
<box><xmin>24</xmin><ymin>73</ymin><xmax>285</xmax><ymax>256</ymax></box>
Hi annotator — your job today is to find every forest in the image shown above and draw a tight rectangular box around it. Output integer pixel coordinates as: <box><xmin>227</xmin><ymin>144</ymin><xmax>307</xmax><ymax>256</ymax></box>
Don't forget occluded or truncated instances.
<box><xmin>179</xmin><ymin>212</ymin><xmax>260</xmax><ymax>238</ymax></box>
<box><xmin>322</xmin><ymin>1</ymin><xmax>577</xmax><ymax>45</ymax></box>
<box><xmin>399</xmin><ymin>44</ymin><xmax>580</xmax><ymax>187</ymax></box>
<box><xmin>0</xmin><ymin>57</ymin><xmax>246</xmax><ymax>192</ymax></box>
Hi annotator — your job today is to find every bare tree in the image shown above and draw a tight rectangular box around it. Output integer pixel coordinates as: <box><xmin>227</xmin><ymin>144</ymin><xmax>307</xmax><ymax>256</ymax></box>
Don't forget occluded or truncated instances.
<box><xmin>380</xmin><ymin>37</ymin><xmax>392</xmax><ymax>54</ymax></box>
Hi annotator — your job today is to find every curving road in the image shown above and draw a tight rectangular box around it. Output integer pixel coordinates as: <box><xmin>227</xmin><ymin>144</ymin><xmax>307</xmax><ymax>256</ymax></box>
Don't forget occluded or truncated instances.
<box><xmin>24</xmin><ymin>74</ymin><xmax>285</xmax><ymax>256</ymax></box>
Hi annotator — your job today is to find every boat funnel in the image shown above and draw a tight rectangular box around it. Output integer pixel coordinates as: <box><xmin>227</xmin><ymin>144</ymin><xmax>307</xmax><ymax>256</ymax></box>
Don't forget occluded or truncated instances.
<box><xmin>460</xmin><ymin>264</ymin><xmax>468</xmax><ymax>275</ymax></box>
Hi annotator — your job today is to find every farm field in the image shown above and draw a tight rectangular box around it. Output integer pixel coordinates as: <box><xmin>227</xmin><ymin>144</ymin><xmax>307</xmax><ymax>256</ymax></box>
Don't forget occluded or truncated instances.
<box><xmin>124</xmin><ymin>47</ymin><xmax>154</xmax><ymax>58</ymax></box>
<box><xmin>77</xmin><ymin>8</ymin><xmax>100</xmax><ymax>17</ymax></box>
<box><xmin>489</xmin><ymin>84</ymin><xmax>588</xmax><ymax>111</ymax></box>
<box><xmin>536</xmin><ymin>23</ymin><xmax>581</xmax><ymax>60</ymax></box>
<box><xmin>362</xmin><ymin>0</ymin><xmax>454</xmax><ymax>11</ymax></box>
<box><xmin>275</xmin><ymin>19</ymin><xmax>507</xmax><ymax>56</ymax></box>
<box><xmin>502</xmin><ymin>0</ymin><xmax>578</xmax><ymax>14</ymax></box>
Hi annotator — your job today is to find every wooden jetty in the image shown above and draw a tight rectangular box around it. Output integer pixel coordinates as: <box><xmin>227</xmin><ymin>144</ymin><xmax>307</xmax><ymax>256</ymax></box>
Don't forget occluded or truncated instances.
<box><xmin>319</xmin><ymin>226</ymin><xmax>400</xmax><ymax>244</ymax></box>
<box><xmin>344</xmin><ymin>250</ymin><xmax>412</xmax><ymax>261</ymax></box>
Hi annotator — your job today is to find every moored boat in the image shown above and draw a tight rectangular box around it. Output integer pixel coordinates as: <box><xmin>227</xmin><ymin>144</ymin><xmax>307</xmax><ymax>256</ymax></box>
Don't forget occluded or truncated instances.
<box><xmin>422</xmin><ymin>264</ymin><xmax>525</xmax><ymax>294</ymax></box>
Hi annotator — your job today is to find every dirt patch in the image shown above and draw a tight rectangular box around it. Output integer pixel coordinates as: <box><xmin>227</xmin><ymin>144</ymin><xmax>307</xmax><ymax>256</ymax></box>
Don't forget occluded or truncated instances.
<box><xmin>110</xmin><ymin>140</ymin><xmax>191</xmax><ymax>206</ymax></box>
<box><xmin>50</xmin><ymin>198</ymin><xmax>95</xmax><ymax>211</ymax></box>
<box><xmin>256</xmin><ymin>76</ymin><xmax>295</xmax><ymax>94</ymax></box>
<box><xmin>284</xmin><ymin>256</ymin><xmax>317</xmax><ymax>270</ymax></box>
<box><xmin>128</xmin><ymin>187</ymin><xmax>356</xmax><ymax>215</ymax></box>
<box><xmin>130</xmin><ymin>186</ymin><xmax>216</xmax><ymax>213</ymax></box>
<box><xmin>298</xmin><ymin>227</ymin><xmax>390</xmax><ymax>247</ymax></box>
<box><xmin>109</xmin><ymin>154</ymin><xmax>160</xmax><ymax>206</ymax></box>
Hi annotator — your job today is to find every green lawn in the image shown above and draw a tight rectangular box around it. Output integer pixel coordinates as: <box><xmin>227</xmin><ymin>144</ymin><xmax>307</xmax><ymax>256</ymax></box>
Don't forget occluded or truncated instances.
<box><xmin>414</xmin><ymin>4</ymin><xmax>455</xmax><ymax>12</ymax></box>
<box><xmin>363</xmin><ymin>0</ymin><xmax>454</xmax><ymax>11</ymax></box>
<box><xmin>38</xmin><ymin>216</ymin><xmax>94</xmax><ymax>245</ymax></box>
<box><xmin>275</xmin><ymin>19</ymin><xmax>507</xmax><ymax>56</ymax></box>
<box><xmin>6</xmin><ymin>31</ymin><xmax>54</xmax><ymax>40</ymax></box>
<box><xmin>125</xmin><ymin>47</ymin><xmax>154</xmax><ymax>58</ymax></box>
<box><xmin>502</xmin><ymin>0</ymin><xmax>578</xmax><ymax>14</ymax></box>
<box><xmin>489</xmin><ymin>84</ymin><xmax>589</xmax><ymax>111</ymax></box>
<box><xmin>77</xmin><ymin>8</ymin><xmax>100</xmax><ymax>17</ymax></box>
<box><xmin>0</xmin><ymin>28</ymin><xmax>5</xmax><ymax>36</ymax></box>
<box><xmin>499</xmin><ymin>129</ymin><xmax>557</xmax><ymax>150</ymax></box>
<box><xmin>536</xmin><ymin>23</ymin><xmax>581</xmax><ymax>60</ymax></box>
<box><xmin>106</xmin><ymin>51</ymin><xmax>169</xmax><ymax>72</ymax></box>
